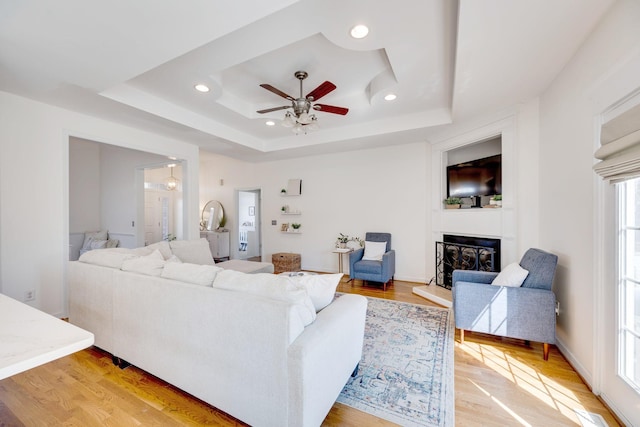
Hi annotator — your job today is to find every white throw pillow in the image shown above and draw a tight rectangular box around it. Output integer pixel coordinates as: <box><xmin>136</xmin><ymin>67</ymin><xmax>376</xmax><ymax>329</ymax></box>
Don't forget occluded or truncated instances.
<box><xmin>491</xmin><ymin>262</ymin><xmax>529</xmax><ymax>287</ymax></box>
<box><xmin>161</xmin><ymin>262</ymin><xmax>222</xmax><ymax>286</ymax></box>
<box><xmin>289</xmin><ymin>273</ymin><xmax>343</xmax><ymax>312</ymax></box>
<box><xmin>89</xmin><ymin>239</ymin><xmax>108</xmax><ymax>250</ymax></box>
<box><xmin>362</xmin><ymin>241</ymin><xmax>387</xmax><ymax>261</ymax></box>
<box><xmin>145</xmin><ymin>241</ymin><xmax>172</xmax><ymax>260</ymax></box>
<box><xmin>121</xmin><ymin>250</ymin><xmax>166</xmax><ymax>276</ymax></box>
<box><xmin>82</xmin><ymin>230</ymin><xmax>108</xmax><ymax>250</ymax></box>
<box><xmin>79</xmin><ymin>249</ymin><xmax>137</xmax><ymax>269</ymax></box>
<box><xmin>212</xmin><ymin>269</ymin><xmax>316</xmax><ymax>326</ymax></box>
<box><xmin>169</xmin><ymin>239</ymin><xmax>215</xmax><ymax>265</ymax></box>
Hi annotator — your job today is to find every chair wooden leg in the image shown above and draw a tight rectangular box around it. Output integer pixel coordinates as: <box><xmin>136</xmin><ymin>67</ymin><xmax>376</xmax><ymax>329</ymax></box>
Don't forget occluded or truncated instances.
<box><xmin>459</xmin><ymin>329</ymin><xmax>465</xmax><ymax>344</ymax></box>
<box><xmin>543</xmin><ymin>343</ymin><xmax>550</xmax><ymax>361</ymax></box>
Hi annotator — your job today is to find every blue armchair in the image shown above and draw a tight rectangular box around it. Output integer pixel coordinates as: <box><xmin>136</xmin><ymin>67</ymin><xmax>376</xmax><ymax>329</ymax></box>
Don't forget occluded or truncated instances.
<box><xmin>348</xmin><ymin>232</ymin><xmax>395</xmax><ymax>290</ymax></box>
<box><xmin>452</xmin><ymin>248</ymin><xmax>558</xmax><ymax>360</ymax></box>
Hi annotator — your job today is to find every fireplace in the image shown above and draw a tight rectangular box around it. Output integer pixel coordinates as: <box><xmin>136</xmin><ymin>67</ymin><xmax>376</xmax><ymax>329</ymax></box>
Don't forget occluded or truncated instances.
<box><xmin>435</xmin><ymin>234</ymin><xmax>501</xmax><ymax>289</ymax></box>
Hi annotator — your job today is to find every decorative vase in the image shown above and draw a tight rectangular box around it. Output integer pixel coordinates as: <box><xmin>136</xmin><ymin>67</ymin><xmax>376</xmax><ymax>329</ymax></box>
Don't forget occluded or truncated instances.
<box><xmin>339</xmin><ymin>242</ymin><xmax>347</xmax><ymax>249</ymax></box>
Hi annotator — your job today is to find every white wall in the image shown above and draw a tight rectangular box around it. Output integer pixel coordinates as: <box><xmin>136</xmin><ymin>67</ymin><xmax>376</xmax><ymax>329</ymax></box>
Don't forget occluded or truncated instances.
<box><xmin>0</xmin><ymin>91</ymin><xmax>200</xmax><ymax>317</ymax></box>
<box><xmin>200</xmin><ymin>142</ymin><xmax>430</xmax><ymax>281</ymax></box>
<box><xmin>538</xmin><ymin>0</ymin><xmax>640</xmax><ymax>424</ymax></box>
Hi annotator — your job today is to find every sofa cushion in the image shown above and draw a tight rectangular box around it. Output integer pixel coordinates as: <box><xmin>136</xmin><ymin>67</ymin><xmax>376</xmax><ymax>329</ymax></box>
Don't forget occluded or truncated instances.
<box><xmin>121</xmin><ymin>250</ymin><xmax>166</xmax><ymax>277</ymax></box>
<box><xmin>212</xmin><ymin>269</ymin><xmax>316</xmax><ymax>326</ymax></box>
<box><xmin>169</xmin><ymin>239</ymin><xmax>215</xmax><ymax>265</ymax></box>
<box><xmin>161</xmin><ymin>262</ymin><xmax>223</xmax><ymax>287</ymax></box>
<box><xmin>289</xmin><ymin>273</ymin><xmax>343</xmax><ymax>312</ymax></box>
<box><xmin>491</xmin><ymin>262</ymin><xmax>529</xmax><ymax>287</ymax></box>
<box><xmin>79</xmin><ymin>249</ymin><xmax>137</xmax><ymax>269</ymax></box>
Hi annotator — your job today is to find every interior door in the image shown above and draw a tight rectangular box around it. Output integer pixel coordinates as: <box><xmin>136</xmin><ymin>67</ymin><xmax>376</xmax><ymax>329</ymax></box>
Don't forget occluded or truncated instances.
<box><xmin>144</xmin><ymin>190</ymin><xmax>164</xmax><ymax>245</ymax></box>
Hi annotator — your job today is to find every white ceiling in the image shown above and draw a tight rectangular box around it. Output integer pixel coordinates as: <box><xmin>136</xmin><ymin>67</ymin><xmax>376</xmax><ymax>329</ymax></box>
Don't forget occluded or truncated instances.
<box><xmin>0</xmin><ymin>0</ymin><xmax>614</xmax><ymax>161</ymax></box>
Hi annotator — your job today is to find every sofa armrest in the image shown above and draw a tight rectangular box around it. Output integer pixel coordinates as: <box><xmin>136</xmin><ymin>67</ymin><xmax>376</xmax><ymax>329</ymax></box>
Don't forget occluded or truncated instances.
<box><xmin>348</xmin><ymin>248</ymin><xmax>364</xmax><ymax>274</ymax></box>
<box><xmin>382</xmin><ymin>249</ymin><xmax>396</xmax><ymax>278</ymax></box>
<box><xmin>288</xmin><ymin>294</ymin><xmax>367</xmax><ymax>427</ymax></box>
<box><xmin>452</xmin><ymin>269</ymin><xmax>498</xmax><ymax>285</ymax></box>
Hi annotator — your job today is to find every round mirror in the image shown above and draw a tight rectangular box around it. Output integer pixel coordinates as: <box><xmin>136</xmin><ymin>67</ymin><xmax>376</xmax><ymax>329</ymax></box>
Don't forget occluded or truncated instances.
<box><xmin>201</xmin><ymin>200</ymin><xmax>225</xmax><ymax>231</ymax></box>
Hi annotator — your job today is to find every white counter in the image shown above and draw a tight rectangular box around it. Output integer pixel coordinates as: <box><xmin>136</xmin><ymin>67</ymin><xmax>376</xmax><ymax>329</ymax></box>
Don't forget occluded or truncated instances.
<box><xmin>0</xmin><ymin>293</ymin><xmax>94</xmax><ymax>379</ymax></box>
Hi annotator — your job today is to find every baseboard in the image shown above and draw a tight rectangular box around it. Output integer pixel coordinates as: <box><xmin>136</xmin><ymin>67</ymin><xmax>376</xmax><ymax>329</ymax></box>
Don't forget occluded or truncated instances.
<box><xmin>412</xmin><ymin>285</ymin><xmax>452</xmax><ymax>308</ymax></box>
<box><xmin>555</xmin><ymin>336</ymin><xmax>593</xmax><ymax>387</ymax></box>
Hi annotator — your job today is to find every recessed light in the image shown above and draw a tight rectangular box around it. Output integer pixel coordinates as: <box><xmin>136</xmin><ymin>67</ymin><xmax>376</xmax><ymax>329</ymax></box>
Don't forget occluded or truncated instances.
<box><xmin>384</xmin><ymin>93</ymin><xmax>397</xmax><ymax>101</ymax></box>
<box><xmin>350</xmin><ymin>24</ymin><xmax>369</xmax><ymax>39</ymax></box>
<box><xmin>265</xmin><ymin>120</ymin><xmax>275</xmax><ymax>126</ymax></box>
<box><xmin>194</xmin><ymin>84</ymin><xmax>210</xmax><ymax>93</ymax></box>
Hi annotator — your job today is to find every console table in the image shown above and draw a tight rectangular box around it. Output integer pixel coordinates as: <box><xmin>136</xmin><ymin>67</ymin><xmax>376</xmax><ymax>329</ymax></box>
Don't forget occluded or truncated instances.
<box><xmin>0</xmin><ymin>293</ymin><xmax>94</xmax><ymax>379</ymax></box>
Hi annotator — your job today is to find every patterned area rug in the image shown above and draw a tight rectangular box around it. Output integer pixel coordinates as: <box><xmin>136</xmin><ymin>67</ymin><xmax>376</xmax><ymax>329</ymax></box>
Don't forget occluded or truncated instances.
<box><xmin>337</xmin><ymin>296</ymin><xmax>454</xmax><ymax>427</ymax></box>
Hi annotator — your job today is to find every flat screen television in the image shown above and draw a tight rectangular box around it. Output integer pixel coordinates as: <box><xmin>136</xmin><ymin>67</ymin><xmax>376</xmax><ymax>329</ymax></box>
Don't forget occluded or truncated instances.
<box><xmin>447</xmin><ymin>154</ymin><xmax>502</xmax><ymax>198</ymax></box>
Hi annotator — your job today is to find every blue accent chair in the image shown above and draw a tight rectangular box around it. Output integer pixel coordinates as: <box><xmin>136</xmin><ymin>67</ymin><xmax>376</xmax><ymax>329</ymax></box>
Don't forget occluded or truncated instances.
<box><xmin>348</xmin><ymin>232</ymin><xmax>395</xmax><ymax>290</ymax></box>
<box><xmin>452</xmin><ymin>248</ymin><xmax>558</xmax><ymax>360</ymax></box>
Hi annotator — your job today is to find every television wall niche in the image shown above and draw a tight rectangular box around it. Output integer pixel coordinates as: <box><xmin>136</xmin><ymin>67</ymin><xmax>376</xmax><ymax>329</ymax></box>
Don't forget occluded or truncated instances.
<box><xmin>447</xmin><ymin>154</ymin><xmax>502</xmax><ymax>198</ymax></box>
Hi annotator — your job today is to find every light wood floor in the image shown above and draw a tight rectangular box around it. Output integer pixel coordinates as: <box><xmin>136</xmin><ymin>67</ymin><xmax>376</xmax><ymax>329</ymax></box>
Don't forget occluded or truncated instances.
<box><xmin>0</xmin><ymin>279</ymin><xmax>620</xmax><ymax>426</ymax></box>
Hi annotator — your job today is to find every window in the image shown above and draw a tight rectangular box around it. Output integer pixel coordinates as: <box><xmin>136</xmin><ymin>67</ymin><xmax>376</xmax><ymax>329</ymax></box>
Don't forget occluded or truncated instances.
<box><xmin>617</xmin><ymin>177</ymin><xmax>640</xmax><ymax>391</ymax></box>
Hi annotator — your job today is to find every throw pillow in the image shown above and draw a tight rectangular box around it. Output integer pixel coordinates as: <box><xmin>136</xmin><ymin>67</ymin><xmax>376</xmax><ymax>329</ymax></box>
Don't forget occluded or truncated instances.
<box><xmin>121</xmin><ymin>249</ymin><xmax>166</xmax><ymax>276</ymax></box>
<box><xmin>212</xmin><ymin>270</ymin><xmax>316</xmax><ymax>326</ymax></box>
<box><xmin>491</xmin><ymin>262</ymin><xmax>529</xmax><ymax>287</ymax></box>
<box><xmin>89</xmin><ymin>239</ymin><xmax>108</xmax><ymax>250</ymax></box>
<box><xmin>362</xmin><ymin>240</ymin><xmax>387</xmax><ymax>261</ymax></box>
<box><xmin>146</xmin><ymin>241</ymin><xmax>172</xmax><ymax>260</ymax></box>
<box><xmin>161</xmin><ymin>262</ymin><xmax>222</xmax><ymax>287</ymax></box>
<box><xmin>289</xmin><ymin>273</ymin><xmax>343</xmax><ymax>311</ymax></box>
<box><xmin>82</xmin><ymin>230</ymin><xmax>108</xmax><ymax>250</ymax></box>
<box><xmin>169</xmin><ymin>239</ymin><xmax>215</xmax><ymax>265</ymax></box>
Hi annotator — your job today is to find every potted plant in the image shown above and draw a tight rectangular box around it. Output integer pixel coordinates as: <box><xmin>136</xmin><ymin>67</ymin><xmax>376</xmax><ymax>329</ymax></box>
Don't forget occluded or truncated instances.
<box><xmin>281</xmin><ymin>205</ymin><xmax>287</xmax><ymax>213</ymax></box>
<box><xmin>280</xmin><ymin>188</ymin><xmax>287</xmax><ymax>194</ymax></box>
<box><xmin>336</xmin><ymin>233</ymin><xmax>350</xmax><ymax>248</ymax></box>
<box><xmin>443</xmin><ymin>197</ymin><xmax>462</xmax><ymax>209</ymax></box>
<box><xmin>490</xmin><ymin>194</ymin><xmax>502</xmax><ymax>207</ymax></box>
<box><xmin>291</xmin><ymin>223</ymin><xmax>301</xmax><ymax>232</ymax></box>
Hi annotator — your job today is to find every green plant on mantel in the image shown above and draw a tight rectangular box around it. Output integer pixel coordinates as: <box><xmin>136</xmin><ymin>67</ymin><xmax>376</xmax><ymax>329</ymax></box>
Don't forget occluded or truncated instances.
<box><xmin>492</xmin><ymin>195</ymin><xmax>502</xmax><ymax>201</ymax></box>
<box><xmin>291</xmin><ymin>223</ymin><xmax>301</xmax><ymax>230</ymax></box>
<box><xmin>280</xmin><ymin>188</ymin><xmax>287</xmax><ymax>194</ymax></box>
<box><xmin>443</xmin><ymin>197</ymin><xmax>462</xmax><ymax>205</ymax></box>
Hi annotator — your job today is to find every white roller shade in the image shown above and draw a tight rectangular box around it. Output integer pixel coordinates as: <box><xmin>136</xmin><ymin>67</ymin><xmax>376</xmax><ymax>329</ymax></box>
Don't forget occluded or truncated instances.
<box><xmin>594</xmin><ymin>104</ymin><xmax>640</xmax><ymax>183</ymax></box>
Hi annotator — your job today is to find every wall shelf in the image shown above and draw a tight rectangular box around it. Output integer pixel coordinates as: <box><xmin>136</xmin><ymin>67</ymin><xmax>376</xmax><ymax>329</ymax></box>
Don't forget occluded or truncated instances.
<box><xmin>281</xmin><ymin>212</ymin><xmax>301</xmax><ymax>215</ymax></box>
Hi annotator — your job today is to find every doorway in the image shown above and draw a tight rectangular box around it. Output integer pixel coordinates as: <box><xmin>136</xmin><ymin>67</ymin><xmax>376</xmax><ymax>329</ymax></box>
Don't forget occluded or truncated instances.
<box><xmin>236</xmin><ymin>189</ymin><xmax>261</xmax><ymax>260</ymax></box>
<box><xmin>142</xmin><ymin>163</ymin><xmax>183</xmax><ymax>245</ymax></box>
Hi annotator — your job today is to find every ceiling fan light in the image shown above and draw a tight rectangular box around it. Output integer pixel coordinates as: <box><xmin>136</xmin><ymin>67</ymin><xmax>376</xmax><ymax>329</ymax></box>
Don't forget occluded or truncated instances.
<box><xmin>282</xmin><ymin>112</ymin><xmax>295</xmax><ymax>127</ymax></box>
<box><xmin>298</xmin><ymin>112</ymin><xmax>311</xmax><ymax>124</ymax></box>
<box><xmin>292</xmin><ymin>123</ymin><xmax>303</xmax><ymax>135</ymax></box>
<box><xmin>350</xmin><ymin>24</ymin><xmax>369</xmax><ymax>39</ymax></box>
<box><xmin>308</xmin><ymin>116</ymin><xmax>319</xmax><ymax>131</ymax></box>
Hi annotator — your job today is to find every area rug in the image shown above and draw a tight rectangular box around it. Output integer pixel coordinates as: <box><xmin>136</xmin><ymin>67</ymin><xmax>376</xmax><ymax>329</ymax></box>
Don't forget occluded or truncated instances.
<box><xmin>336</xmin><ymin>295</ymin><xmax>454</xmax><ymax>427</ymax></box>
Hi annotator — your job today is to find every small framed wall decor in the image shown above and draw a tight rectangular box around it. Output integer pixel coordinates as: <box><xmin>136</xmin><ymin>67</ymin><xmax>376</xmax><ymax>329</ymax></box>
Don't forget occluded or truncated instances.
<box><xmin>248</xmin><ymin>206</ymin><xmax>255</xmax><ymax>216</ymax></box>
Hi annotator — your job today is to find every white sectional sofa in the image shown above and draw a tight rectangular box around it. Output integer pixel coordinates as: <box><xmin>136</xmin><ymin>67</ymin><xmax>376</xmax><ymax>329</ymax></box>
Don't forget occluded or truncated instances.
<box><xmin>68</xmin><ymin>239</ymin><xmax>367</xmax><ymax>427</ymax></box>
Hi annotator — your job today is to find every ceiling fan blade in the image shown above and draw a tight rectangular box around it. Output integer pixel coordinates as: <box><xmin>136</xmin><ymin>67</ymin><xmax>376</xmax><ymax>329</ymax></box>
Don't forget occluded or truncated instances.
<box><xmin>306</xmin><ymin>81</ymin><xmax>336</xmax><ymax>101</ymax></box>
<box><xmin>260</xmin><ymin>84</ymin><xmax>294</xmax><ymax>100</ymax></box>
<box><xmin>313</xmin><ymin>104</ymin><xmax>349</xmax><ymax>115</ymax></box>
<box><xmin>256</xmin><ymin>106</ymin><xmax>290</xmax><ymax>114</ymax></box>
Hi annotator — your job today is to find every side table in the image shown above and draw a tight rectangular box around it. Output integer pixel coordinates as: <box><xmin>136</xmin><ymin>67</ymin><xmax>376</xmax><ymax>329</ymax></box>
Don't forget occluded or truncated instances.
<box><xmin>332</xmin><ymin>248</ymin><xmax>353</xmax><ymax>274</ymax></box>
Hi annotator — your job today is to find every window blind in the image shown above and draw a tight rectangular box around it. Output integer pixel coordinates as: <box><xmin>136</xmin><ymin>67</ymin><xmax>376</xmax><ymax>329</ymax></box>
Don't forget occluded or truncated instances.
<box><xmin>594</xmin><ymin>103</ymin><xmax>640</xmax><ymax>183</ymax></box>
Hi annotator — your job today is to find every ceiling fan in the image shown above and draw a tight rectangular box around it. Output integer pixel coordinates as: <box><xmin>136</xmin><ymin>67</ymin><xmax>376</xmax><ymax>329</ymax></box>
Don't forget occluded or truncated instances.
<box><xmin>257</xmin><ymin>71</ymin><xmax>348</xmax><ymax>132</ymax></box>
